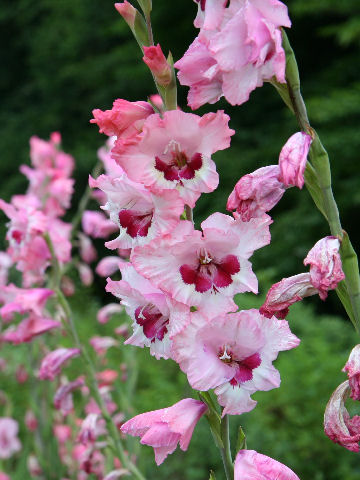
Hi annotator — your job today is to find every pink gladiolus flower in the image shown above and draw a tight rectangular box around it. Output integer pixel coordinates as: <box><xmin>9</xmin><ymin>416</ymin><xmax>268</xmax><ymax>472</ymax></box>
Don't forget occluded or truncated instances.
<box><xmin>54</xmin><ymin>424</ymin><xmax>72</xmax><ymax>444</ymax></box>
<box><xmin>106</xmin><ymin>263</ymin><xmax>190</xmax><ymax>359</ymax></box>
<box><xmin>115</xmin><ymin>1</ymin><xmax>137</xmax><ymax>28</ymax></box>
<box><xmin>97</xmin><ymin>303</ymin><xmax>124</xmax><ymax>324</ymax></box>
<box><xmin>96</xmin><ymin>256</ymin><xmax>122</xmax><ymax>277</ymax></box>
<box><xmin>175</xmin><ymin>0</ymin><xmax>291</xmax><ymax>108</ymax></box>
<box><xmin>304</xmin><ymin>236</ymin><xmax>345</xmax><ymax>300</ymax></box>
<box><xmin>279</xmin><ymin>132</ymin><xmax>312</xmax><ymax>189</ymax></box>
<box><xmin>324</xmin><ymin>380</ymin><xmax>360</xmax><ymax>452</ymax></box>
<box><xmin>143</xmin><ymin>44</ymin><xmax>172</xmax><ymax>86</ymax></box>
<box><xmin>0</xmin><ymin>473</ymin><xmax>10</xmax><ymax>480</ymax></box>
<box><xmin>111</xmin><ymin>110</ymin><xmax>234</xmax><ymax>207</ymax></box>
<box><xmin>91</xmin><ymin>99</ymin><xmax>154</xmax><ymax>138</ymax></box>
<box><xmin>89</xmin><ymin>336</ymin><xmax>118</xmax><ymax>355</ymax></box>
<box><xmin>0</xmin><ymin>418</ymin><xmax>21</xmax><ymax>459</ymax></box>
<box><xmin>82</xmin><ymin>211</ymin><xmax>118</xmax><ymax>239</ymax></box>
<box><xmin>1</xmin><ymin>315</ymin><xmax>61</xmax><ymax>344</ymax></box>
<box><xmin>54</xmin><ymin>378</ymin><xmax>85</xmax><ymax>416</ymax></box>
<box><xmin>172</xmin><ymin>310</ymin><xmax>299</xmax><ymax>415</ymax></box>
<box><xmin>234</xmin><ymin>449</ymin><xmax>300</xmax><ymax>479</ymax></box>
<box><xmin>227</xmin><ymin>165</ymin><xmax>285</xmax><ymax>221</ymax></box>
<box><xmin>96</xmin><ymin>369</ymin><xmax>118</xmax><ymax>387</ymax></box>
<box><xmin>89</xmin><ymin>173</ymin><xmax>184</xmax><ymax>249</ymax></box>
<box><xmin>0</xmin><ymin>285</ymin><xmax>53</xmax><ymax>322</ymax></box>
<box><xmin>39</xmin><ymin>348</ymin><xmax>81</xmax><ymax>381</ymax></box>
<box><xmin>260</xmin><ymin>273</ymin><xmax>318</xmax><ymax>319</ymax></box>
<box><xmin>132</xmin><ymin>213</ymin><xmax>271</xmax><ymax>316</ymax></box>
<box><xmin>78</xmin><ymin>414</ymin><xmax>101</xmax><ymax>445</ymax></box>
<box><xmin>343</xmin><ymin>345</ymin><xmax>360</xmax><ymax>401</ymax></box>
<box><xmin>121</xmin><ymin>398</ymin><xmax>207</xmax><ymax>465</ymax></box>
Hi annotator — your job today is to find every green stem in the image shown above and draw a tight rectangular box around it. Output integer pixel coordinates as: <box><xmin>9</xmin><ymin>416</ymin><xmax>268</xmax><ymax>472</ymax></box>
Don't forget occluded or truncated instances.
<box><xmin>277</xmin><ymin>29</ymin><xmax>360</xmax><ymax>333</ymax></box>
<box><xmin>220</xmin><ymin>415</ymin><xmax>233</xmax><ymax>480</ymax></box>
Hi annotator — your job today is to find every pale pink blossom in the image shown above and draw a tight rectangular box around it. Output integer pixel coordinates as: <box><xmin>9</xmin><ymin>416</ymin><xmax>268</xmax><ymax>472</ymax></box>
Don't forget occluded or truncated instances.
<box><xmin>324</xmin><ymin>380</ymin><xmax>360</xmax><ymax>452</ymax></box>
<box><xmin>54</xmin><ymin>424</ymin><xmax>72</xmax><ymax>444</ymax></box>
<box><xmin>0</xmin><ymin>252</ymin><xmax>12</xmax><ymax>286</ymax></box>
<box><xmin>30</xmin><ymin>134</ymin><xmax>74</xmax><ymax>176</ymax></box>
<box><xmin>227</xmin><ymin>165</ymin><xmax>285</xmax><ymax>220</ymax></box>
<box><xmin>143</xmin><ymin>44</ymin><xmax>172</xmax><ymax>86</ymax></box>
<box><xmin>0</xmin><ymin>285</ymin><xmax>53</xmax><ymax>322</ymax></box>
<box><xmin>175</xmin><ymin>0</ymin><xmax>291</xmax><ymax>108</ymax></box>
<box><xmin>0</xmin><ymin>418</ymin><xmax>21</xmax><ymax>459</ymax></box>
<box><xmin>39</xmin><ymin>348</ymin><xmax>81</xmax><ymax>381</ymax></box>
<box><xmin>97</xmin><ymin>303</ymin><xmax>124</xmax><ymax>324</ymax></box>
<box><xmin>234</xmin><ymin>449</ymin><xmax>300</xmax><ymax>479</ymax></box>
<box><xmin>89</xmin><ymin>336</ymin><xmax>118</xmax><ymax>355</ymax></box>
<box><xmin>78</xmin><ymin>263</ymin><xmax>94</xmax><ymax>286</ymax></box>
<box><xmin>260</xmin><ymin>273</ymin><xmax>318</xmax><ymax>319</ymax></box>
<box><xmin>96</xmin><ymin>137</ymin><xmax>124</xmax><ymax>179</ymax></box>
<box><xmin>91</xmin><ymin>99</ymin><xmax>154</xmax><ymax>138</ymax></box>
<box><xmin>82</xmin><ymin>211</ymin><xmax>117</xmax><ymax>239</ymax></box>
<box><xmin>106</xmin><ymin>263</ymin><xmax>190</xmax><ymax>359</ymax></box>
<box><xmin>111</xmin><ymin>110</ymin><xmax>234</xmax><ymax>207</ymax></box>
<box><xmin>0</xmin><ymin>473</ymin><xmax>10</xmax><ymax>480</ymax></box>
<box><xmin>78</xmin><ymin>233</ymin><xmax>97</xmax><ymax>264</ymax></box>
<box><xmin>27</xmin><ymin>454</ymin><xmax>42</xmax><ymax>477</ymax></box>
<box><xmin>132</xmin><ymin>213</ymin><xmax>271</xmax><ymax>316</ymax></box>
<box><xmin>96</xmin><ymin>369</ymin><xmax>118</xmax><ymax>387</ymax></box>
<box><xmin>279</xmin><ymin>132</ymin><xmax>312</xmax><ymax>189</ymax></box>
<box><xmin>1</xmin><ymin>315</ymin><xmax>61</xmax><ymax>344</ymax></box>
<box><xmin>343</xmin><ymin>345</ymin><xmax>360</xmax><ymax>401</ymax></box>
<box><xmin>121</xmin><ymin>398</ymin><xmax>207</xmax><ymax>465</ymax></box>
<box><xmin>25</xmin><ymin>410</ymin><xmax>38</xmax><ymax>432</ymax></box>
<box><xmin>15</xmin><ymin>365</ymin><xmax>28</xmax><ymax>384</ymax></box>
<box><xmin>304</xmin><ymin>236</ymin><xmax>345</xmax><ymax>300</ymax></box>
<box><xmin>89</xmin><ymin>173</ymin><xmax>184</xmax><ymax>249</ymax></box>
<box><xmin>96</xmin><ymin>256</ymin><xmax>122</xmax><ymax>277</ymax></box>
<box><xmin>172</xmin><ymin>310</ymin><xmax>299</xmax><ymax>415</ymax></box>
<box><xmin>54</xmin><ymin>378</ymin><xmax>85</xmax><ymax>416</ymax></box>
<box><xmin>78</xmin><ymin>414</ymin><xmax>100</xmax><ymax>445</ymax></box>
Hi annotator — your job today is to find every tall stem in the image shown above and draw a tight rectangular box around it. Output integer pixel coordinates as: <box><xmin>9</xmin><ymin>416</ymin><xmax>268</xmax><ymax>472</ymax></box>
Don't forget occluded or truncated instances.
<box><xmin>276</xmin><ymin>30</ymin><xmax>360</xmax><ymax>333</ymax></box>
<box><xmin>220</xmin><ymin>415</ymin><xmax>233</xmax><ymax>480</ymax></box>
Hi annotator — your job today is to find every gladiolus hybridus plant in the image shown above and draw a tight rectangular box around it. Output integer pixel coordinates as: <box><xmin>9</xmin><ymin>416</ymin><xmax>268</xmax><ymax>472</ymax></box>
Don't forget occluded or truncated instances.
<box><xmin>2</xmin><ymin>1</ymin><xmax>360</xmax><ymax>479</ymax></box>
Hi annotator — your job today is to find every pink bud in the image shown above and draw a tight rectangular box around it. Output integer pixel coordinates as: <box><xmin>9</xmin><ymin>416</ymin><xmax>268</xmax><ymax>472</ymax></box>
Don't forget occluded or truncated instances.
<box><xmin>54</xmin><ymin>424</ymin><xmax>72</xmax><ymax>444</ymax></box>
<box><xmin>234</xmin><ymin>450</ymin><xmax>300</xmax><ymax>480</ymax></box>
<box><xmin>304</xmin><ymin>236</ymin><xmax>344</xmax><ymax>300</ymax></box>
<box><xmin>279</xmin><ymin>132</ymin><xmax>312</xmax><ymax>189</ymax></box>
<box><xmin>27</xmin><ymin>454</ymin><xmax>42</xmax><ymax>476</ymax></box>
<box><xmin>78</xmin><ymin>413</ymin><xmax>99</xmax><ymax>445</ymax></box>
<box><xmin>97</xmin><ymin>303</ymin><xmax>123</xmax><ymax>324</ymax></box>
<box><xmin>78</xmin><ymin>263</ymin><xmax>94</xmax><ymax>287</ymax></box>
<box><xmin>96</xmin><ymin>256</ymin><xmax>121</xmax><ymax>277</ymax></box>
<box><xmin>115</xmin><ymin>1</ymin><xmax>136</xmax><ymax>28</ymax></box>
<box><xmin>78</xmin><ymin>233</ymin><xmax>97</xmax><ymax>264</ymax></box>
<box><xmin>25</xmin><ymin>410</ymin><xmax>38</xmax><ymax>432</ymax></box>
<box><xmin>15</xmin><ymin>365</ymin><xmax>28</xmax><ymax>384</ymax></box>
<box><xmin>61</xmin><ymin>275</ymin><xmax>75</xmax><ymax>296</ymax></box>
<box><xmin>324</xmin><ymin>380</ymin><xmax>360</xmax><ymax>452</ymax></box>
<box><xmin>121</xmin><ymin>398</ymin><xmax>207</xmax><ymax>465</ymax></box>
<box><xmin>343</xmin><ymin>345</ymin><xmax>360</xmax><ymax>400</ymax></box>
<box><xmin>54</xmin><ymin>377</ymin><xmax>85</xmax><ymax>416</ymax></box>
<box><xmin>143</xmin><ymin>44</ymin><xmax>172</xmax><ymax>86</ymax></box>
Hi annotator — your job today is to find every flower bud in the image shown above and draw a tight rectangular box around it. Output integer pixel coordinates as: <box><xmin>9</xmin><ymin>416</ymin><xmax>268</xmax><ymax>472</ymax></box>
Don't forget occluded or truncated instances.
<box><xmin>143</xmin><ymin>44</ymin><xmax>172</xmax><ymax>86</ymax></box>
<box><xmin>279</xmin><ymin>132</ymin><xmax>312</xmax><ymax>189</ymax></box>
<box><xmin>343</xmin><ymin>345</ymin><xmax>360</xmax><ymax>400</ymax></box>
<box><xmin>115</xmin><ymin>1</ymin><xmax>136</xmax><ymax>28</ymax></box>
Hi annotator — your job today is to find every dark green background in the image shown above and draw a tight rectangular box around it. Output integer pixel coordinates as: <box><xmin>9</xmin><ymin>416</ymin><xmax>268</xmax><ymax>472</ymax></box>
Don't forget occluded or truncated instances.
<box><xmin>1</xmin><ymin>1</ymin><xmax>360</xmax><ymax>479</ymax></box>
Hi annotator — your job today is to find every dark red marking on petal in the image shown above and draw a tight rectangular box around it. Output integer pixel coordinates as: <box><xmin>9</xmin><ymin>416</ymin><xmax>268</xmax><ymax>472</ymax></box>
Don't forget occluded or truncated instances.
<box><xmin>180</xmin><ymin>264</ymin><xmax>198</xmax><ymax>285</ymax></box>
<box><xmin>11</xmin><ymin>230</ymin><xmax>23</xmax><ymax>244</ymax></box>
<box><xmin>135</xmin><ymin>305</ymin><xmax>169</xmax><ymax>341</ymax></box>
<box><xmin>219</xmin><ymin>255</ymin><xmax>240</xmax><ymax>276</ymax></box>
<box><xmin>118</xmin><ymin>210</ymin><xmax>153</xmax><ymax>238</ymax></box>
<box><xmin>234</xmin><ymin>353</ymin><xmax>261</xmax><ymax>383</ymax></box>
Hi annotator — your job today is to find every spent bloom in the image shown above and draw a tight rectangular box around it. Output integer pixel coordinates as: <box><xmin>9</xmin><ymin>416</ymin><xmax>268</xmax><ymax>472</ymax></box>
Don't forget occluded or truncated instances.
<box><xmin>121</xmin><ymin>398</ymin><xmax>208</xmax><ymax>465</ymax></box>
<box><xmin>324</xmin><ymin>380</ymin><xmax>360</xmax><ymax>452</ymax></box>
<box><xmin>343</xmin><ymin>345</ymin><xmax>360</xmax><ymax>401</ymax></box>
<box><xmin>234</xmin><ymin>449</ymin><xmax>300</xmax><ymax>480</ymax></box>
<box><xmin>0</xmin><ymin>417</ymin><xmax>21</xmax><ymax>459</ymax></box>
<box><xmin>278</xmin><ymin>132</ymin><xmax>312</xmax><ymax>189</ymax></box>
<box><xmin>227</xmin><ymin>165</ymin><xmax>285</xmax><ymax>221</ymax></box>
<box><xmin>172</xmin><ymin>310</ymin><xmax>299</xmax><ymax>415</ymax></box>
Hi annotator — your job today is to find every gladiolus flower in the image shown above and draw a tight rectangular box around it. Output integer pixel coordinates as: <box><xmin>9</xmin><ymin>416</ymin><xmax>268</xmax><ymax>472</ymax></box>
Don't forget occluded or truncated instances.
<box><xmin>121</xmin><ymin>398</ymin><xmax>208</xmax><ymax>465</ymax></box>
<box><xmin>173</xmin><ymin>310</ymin><xmax>299</xmax><ymax>415</ymax></box>
<box><xmin>324</xmin><ymin>380</ymin><xmax>360</xmax><ymax>452</ymax></box>
<box><xmin>278</xmin><ymin>132</ymin><xmax>312</xmax><ymax>189</ymax></box>
<box><xmin>1</xmin><ymin>315</ymin><xmax>61</xmax><ymax>344</ymax></box>
<box><xmin>39</xmin><ymin>348</ymin><xmax>81</xmax><ymax>381</ymax></box>
<box><xmin>0</xmin><ymin>418</ymin><xmax>21</xmax><ymax>459</ymax></box>
<box><xmin>234</xmin><ymin>449</ymin><xmax>300</xmax><ymax>479</ymax></box>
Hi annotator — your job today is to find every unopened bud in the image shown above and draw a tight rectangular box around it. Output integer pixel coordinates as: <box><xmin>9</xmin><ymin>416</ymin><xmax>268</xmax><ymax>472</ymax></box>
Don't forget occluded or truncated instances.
<box><xmin>143</xmin><ymin>44</ymin><xmax>172</xmax><ymax>86</ymax></box>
